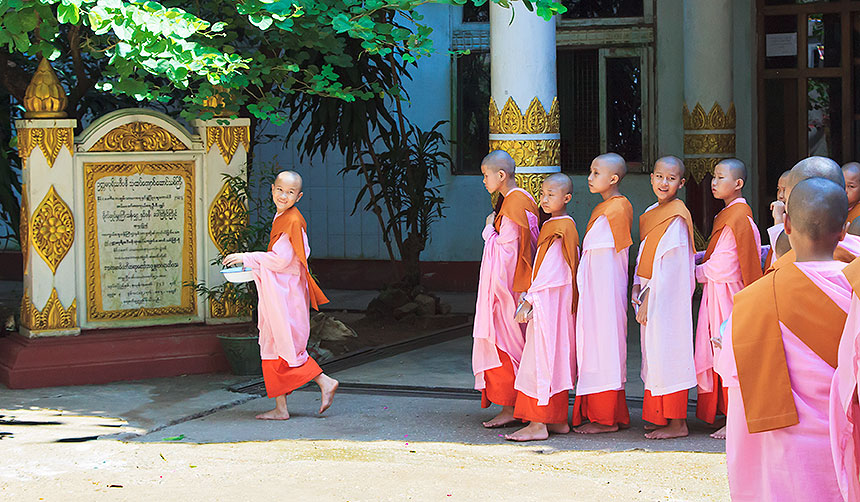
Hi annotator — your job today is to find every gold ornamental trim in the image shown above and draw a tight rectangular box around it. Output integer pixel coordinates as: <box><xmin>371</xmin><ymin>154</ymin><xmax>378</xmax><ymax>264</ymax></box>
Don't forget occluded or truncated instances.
<box><xmin>209</xmin><ymin>283</ymin><xmax>252</xmax><ymax>319</ymax></box>
<box><xmin>683</xmin><ymin>133</ymin><xmax>736</xmax><ymax>156</ymax></box>
<box><xmin>685</xmin><ymin>157</ymin><xmax>721</xmax><ymax>184</ymax></box>
<box><xmin>683</xmin><ymin>102</ymin><xmax>736</xmax><ymax>131</ymax></box>
<box><xmin>206</xmin><ymin>125</ymin><xmax>250</xmax><ymax>165</ymax></box>
<box><xmin>23</xmin><ymin>59</ymin><xmax>68</xmax><ymax>119</ymax></box>
<box><xmin>31</xmin><ymin>185</ymin><xmax>74</xmax><ymax>274</ymax></box>
<box><xmin>20</xmin><ymin>288</ymin><xmax>77</xmax><ymax>331</ymax></box>
<box><xmin>84</xmin><ymin>161</ymin><xmax>197</xmax><ymax>321</ymax></box>
<box><xmin>515</xmin><ymin>173</ymin><xmax>552</xmax><ymax>203</ymax></box>
<box><xmin>20</xmin><ymin>189</ymin><xmax>29</xmax><ymax>271</ymax></box>
<box><xmin>488</xmin><ymin>139</ymin><xmax>560</xmax><ymax>168</ymax></box>
<box><xmin>208</xmin><ymin>182</ymin><xmax>248</xmax><ymax>254</ymax></box>
<box><xmin>489</xmin><ymin>97</ymin><xmax>559</xmax><ymax>135</ymax></box>
<box><xmin>89</xmin><ymin>122</ymin><xmax>188</xmax><ymax>152</ymax></box>
<box><xmin>17</xmin><ymin>127</ymin><xmax>74</xmax><ymax>167</ymax></box>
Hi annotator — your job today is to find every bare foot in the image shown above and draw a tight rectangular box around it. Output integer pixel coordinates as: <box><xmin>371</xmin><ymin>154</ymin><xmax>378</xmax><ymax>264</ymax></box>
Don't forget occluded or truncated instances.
<box><xmin>710</xmin><ymin>425</ymin><xmax>726</xmax><ymax>439</ymax></box>
<box><xmin>644</xmin><ymin>424</ymin><xmax>660</xmax><ymax>431</ymax></box>
<box><xmin>645</xmin><ymin>419</ymin><xmax>688</xmax><ymax>440</ymax></box>
<box><xmin>505</xmin><ymin>422</ymin><xmax>549</xmax><ymax>442</ymax></box>
<box><xmin>573</xmin><ymin>422</ymin><xmax>619</xmax><ymax>434</ymax></box>
<box><xmin>256</xmin><ymin>408</ymin><xmax>290</xmax><ymax>420</ymax></box>
<box><xmin>315</xmin><ymin>374</ymin><xmax>339</xmax><ymax>414</ymax></box>
<box><xmin>547</xmin><ymin>422</ymin><xmax>570</xmax><ymax>434</ymax></box>
<box><xmin>482</xmin><ymin>406</ymin><xmax>519</xmax><ymax>428</ymax></box>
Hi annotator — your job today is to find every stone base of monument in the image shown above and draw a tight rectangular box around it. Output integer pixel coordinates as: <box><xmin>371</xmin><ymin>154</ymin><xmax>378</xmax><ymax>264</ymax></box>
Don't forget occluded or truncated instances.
<box><xmin>0</xmin><ymin>323</ymin><xmax>237</xmax><ymax>389</ymax></box>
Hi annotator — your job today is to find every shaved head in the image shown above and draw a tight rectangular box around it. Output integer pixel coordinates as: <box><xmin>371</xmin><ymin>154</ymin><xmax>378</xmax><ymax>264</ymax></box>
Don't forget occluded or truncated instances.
<box><xmin>482</xmin><ymin>150</ymin><xmax>516</xmax><ymax>176</ymax></box>
<box><xmin>779</xmin><ymin>170</ymin><xmax>791</xmax><ymax>182</ymax></box>
<box><xmin>595</xmin><ymin>153</ymin><xmax>627</xmax><ymax>180</ymax></box>
<box><xmin>788</xmin><ymin>156</ymin><xmax>844</xmax><ymax>190</ymax></box>
<box><xmin>654</xmin><ymin>156</ymin><xmax>685</xmax><ymax>178</ymax></box>
<box><xmin>716</xmin><ymin>158</ymin><xmax>747</xmax><ymax>182</ymax></box>
<box><xmin>849</xmin><ymin>218</ymin><xmax>860</xmax><ymax>236</ymax></box>
<box><xmin>843</xmin><ymin>162</ymin><xmax>860</xmax><ymax>178</ymax></box>
<box><xmin>786</xmin><ymin>178</ymin><xmax>848</xmax><ymax>243</ymax></box>
<box><xmin>774</xmin><ymin>230</ymin><xmax>791</xmax><ymax>257</ymax></box>
<box><xmin>543</xmin><ymin>173</ymin><xmax>573</xmax><ymax>195</ymax></box>
<box><xmin>275</xmin><ymin>170</ymin><xmax>302</xmax><ymax>191</ymax></box>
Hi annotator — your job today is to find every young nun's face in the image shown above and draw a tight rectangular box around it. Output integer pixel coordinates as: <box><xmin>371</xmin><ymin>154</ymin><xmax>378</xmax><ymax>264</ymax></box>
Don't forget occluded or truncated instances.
<box><xmin>650</xmin><ymin>161</ymin><xmax>685</xmax><ymax>203</ymax></box>
<box><xmin>711</xmin><ymin>163</ymin><xmax>742</xmax><ymax>200</ymax></box>
<box><xmin>777</xmin><ymin>175</ymin><xmax>788</xmax><ymax>203</ymax></box>
<box><xmin>481</xmin><ymin>164</ymin><xmax>505</xmax><ymax>194</ymax></box>
<box><xmin>271</xmin><ymin>177</ymin><xmax>303</xmax><ymax>212</ymax></box>
<box><xmin>539</xmin><ymin>181</ymin><xmax>571</xmax><ymax>214</ymax></box>
<box><xmin>844</xmin><ymin>169</ymin><xmax>860</xmax><ymax>206</ymax></box>
<box><xmin>587</xmin><ymin>159</ymin><xmax>616</xmax><ymax>194</ymax></box>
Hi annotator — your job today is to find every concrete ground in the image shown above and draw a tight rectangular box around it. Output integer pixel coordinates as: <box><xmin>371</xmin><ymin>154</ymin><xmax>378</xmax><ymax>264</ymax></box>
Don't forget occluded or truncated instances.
<box><xmin>0</xmin><ymin>288</ymin><xmax>728</xmax><ymax>500</ymax></box>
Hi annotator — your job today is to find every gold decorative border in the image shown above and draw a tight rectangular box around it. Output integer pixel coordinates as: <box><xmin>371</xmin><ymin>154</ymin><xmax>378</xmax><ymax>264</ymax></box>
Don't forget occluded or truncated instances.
<box><xmin>683</xmin><ymin>133</ymin><xmax>736</xmax><ymax>155</ymax></box>
<box><xmin>489</xmin><ymin>96</ymin><xmax>559</xmax><ymax>135</ymax></box>
<box><xmin>685</xmin><ymin>158</ymin><xmax>721</xmax><ymax>184</ymax></box>
<box><xmin>88</xmin><ymin>122</ymin><xmax>188</xmax><ymax>152</ymax></box>
<box><xmin>489</xmin><ymin>139</ymin><xmax>560</xmax><ymax>168</ymax></box>
<box><xmin>683</xmin><ymin>102</ymin><xmax>736</xmax><ymax>130</ymax></box>
<box><xmin>208</xmin><ymin>182</ymin><xmax>248</xmax><ymax>255</ymax></box>
<box><xmin>20</xmin><ymin>288</ymin><xmax>77</xmax><ymax>331</ymax></box>
<box><xmin>209</xmin><ymin>283</ymin><xmax>252</xmax><ymax>318</ymax></box>
<box><xmin>17</xmin><ymin>127</ymin><xmax>74</xmax><ymax>167</ymax></box>
<box><xmin>515</xmin><ymin>173</ymin><xmax>551</xmax><ymax>203</ymax></box>
<box><xmin>83</xmin><ymin>161</ymin><xmax>197</xmax><ymax>321</ymax></box>
<box><xmin>20</xmin><ymin>189</ymin><xmax>29</xmax><ymax>272</ymax></box>
<box><xmin>206</xmin><ymin>125</ymin><xmax>250</xmax><ymax>165</ymax></box>
<box><xmin>31</xmin><ymin>185</ymin><xmax>74</xmax><ymax>274</ymax></box>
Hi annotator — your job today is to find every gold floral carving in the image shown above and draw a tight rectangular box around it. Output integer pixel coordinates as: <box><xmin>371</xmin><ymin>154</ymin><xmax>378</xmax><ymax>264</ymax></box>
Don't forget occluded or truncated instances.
<box><xmin>488</xmin><ymin>139</ymin><xmax>561</xmax><ymax>167</ymax></box>
<box><xmin>89</xmin><ymin>122</ymin><xmax>188</xmax><ymax>152</ymax></box>
<box><xmin>206</xmin><ymin>126</ymin><xmax>250</xmax><ymax>165</ymax></box>
<box><xmin>515</xmin><ymin>173</ymin><xmax>551</xmax><ymax>203</ymax></box>
<box><xmin>683</xmin><ymin>102</ymin><xmax>736</xmax><ymax>130</ymax></box>
<box><xmin>20</xmin><ymin>190</ymin><xmax>29</xmax><ymax>270</ymax></box>
<box><xmin>209</xmin><ymin>284</ymin><xmax>252</xmax><ymax>318</ymax></box>
<box><xmin>84</xmin><ymin>161</ymin><xmax>197</xmax><ymax>321</ymax></box>
<box><xmin>20</xmin><ymin>288</ymin><xmax>77</xmax><ymax>331</ymax></box>
<box><xmin>208</xmin><ymin>182</ymin><xmax>248</xmax><ymax>254</ymax></box>
<box><xmin>685</xmin><ymin>157</ymin><xmax>721</xmax><ymax>183</ymax></box>
<box><xmin>489</xmin><ymin>97</ymin><xmax>560</xmax><ymax>134</ymax></box>
<box><xmin>23</xmin><ymin>59</ymin><xmax>68</xmax><ymax>119</ymax></box>
<box><xmin>17</xmin><ymin>127</ymin><xmax>74</xmax><ymax>167</ymax></box>
<box><xmin>31</xmin><ymin>186</ymin><xmax>74</xmax><ymax>274</ymax></box>
<box><xmin>683</xmin><ymin>133</ymin><xmax>736</xmax><ymax>155</ymax></box>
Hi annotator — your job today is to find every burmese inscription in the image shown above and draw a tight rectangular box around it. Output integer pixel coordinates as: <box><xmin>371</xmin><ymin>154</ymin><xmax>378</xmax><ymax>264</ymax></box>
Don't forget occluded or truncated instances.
<box><xmin>84</xmin><ymin>161</ymin><xmax>196</xmax><ymax>321</ymax></box>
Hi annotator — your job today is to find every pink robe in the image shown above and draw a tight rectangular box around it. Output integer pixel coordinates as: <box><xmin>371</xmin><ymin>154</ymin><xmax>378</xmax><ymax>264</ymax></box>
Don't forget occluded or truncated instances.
<box><xmin>830</xmin><ymin>282</ymin><xmax>860</xmax><ymax>502</ymax></box>
<box><xmin>575</xmin><ymin>215</ymin><xmax>628</xmax><ymax>395</ymax></box>
<box><xmin>694</xmin><ymin>198</ymin><xmax>761</xmax><ymax>392</ymax></box>
<box><xmin>473</xmin><ymin>194</ymin><xmax>540</xmax><ymax>390</ymax></box>
<box><xmin>243</xmin><ymin>231</ymin><xmax>311</xmax><ymax>366</ymax></box>
<box><xmin>515</xmin><ymin>216</ymin><xmax>577</xmax><ymax>406</ymax></box>
<box><xmin>839</xmin><ymin>234</ymin><xmax>860</xmax><ymax>257</ymax></box>
<box><xmin>633</xmin><ymin>207</ymin><xmax>696</xmax><ymax>396</ymax></box>
<box><xmin>716</xmin><ymin>261</ymin><xmax>849</xmax><ymax>502</ymax></box>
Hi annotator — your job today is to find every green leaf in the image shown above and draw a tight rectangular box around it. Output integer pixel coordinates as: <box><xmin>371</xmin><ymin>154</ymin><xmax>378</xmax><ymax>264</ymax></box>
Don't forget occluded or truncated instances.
<box><xmin>57</xmin><ymin>3</ymin><xmax>80</xmax><ymax>24</ymax></box>
<box><xmin>161</xmin><ymin>435</ymin><xmax>185</xmax><ymax>441</ymax></box>
<box><xmin>249</xmin><ymin>13</ymin><xmax>273</xmax><ymax>30</ymax></box>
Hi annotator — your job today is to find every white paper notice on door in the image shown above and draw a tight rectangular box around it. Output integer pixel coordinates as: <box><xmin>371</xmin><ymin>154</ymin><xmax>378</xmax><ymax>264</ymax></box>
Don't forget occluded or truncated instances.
<box><xmin>766</xmin><ymin>33</ymin><xmax>797</xmax><ymax>57</ymax></box>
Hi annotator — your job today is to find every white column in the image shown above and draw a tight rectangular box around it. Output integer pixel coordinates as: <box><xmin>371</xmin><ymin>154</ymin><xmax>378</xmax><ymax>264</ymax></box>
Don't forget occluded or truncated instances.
<box><xmin>683</xmin><ymin>0</ymin><xmax>735</xmax><ymax>184</ymax></box>
<box><xmin>194</xmin><ymin>118</ymin><xmax>251</xmax><ymax>323</ymax></box>
<box><xmin>489</xmin><ymin>1</ymin><xmax>560</xmax><ymax>199</ymax></box>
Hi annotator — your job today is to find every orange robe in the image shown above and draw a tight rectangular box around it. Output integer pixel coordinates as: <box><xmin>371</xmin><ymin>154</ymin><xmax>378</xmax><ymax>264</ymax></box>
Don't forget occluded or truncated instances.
<box><xmin>572</xmin><ymin>195</ymin><xmax>633</xmax><ymax>427</ymax></box>
<box><xmin>513</xmin><ymin>215</ymin><xmax>579</xmax><ymax>424</ymax></box>
<box><xmin>248</xmin><ymin>207</ymin><xmax>328</xmax><ymax>398</ymax></box>
<box><xmin>848</xmin><ymin>204</ymin><xmax>860</xmax><ymax>226</ymax></box>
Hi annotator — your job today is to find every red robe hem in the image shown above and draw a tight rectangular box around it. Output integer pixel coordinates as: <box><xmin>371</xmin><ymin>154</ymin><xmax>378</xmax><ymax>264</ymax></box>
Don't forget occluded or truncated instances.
<box><xmin>696</xmin><ymin>372</ymin><xmax>728</xmax><ymax>424</ymax></box>
<box><xmin>262</xmin><ymin>357</ymin><xmax>322</xmax><ymax>398</ymax></box>
<box><xmin>643</xmin><ymin>389</ymin><xmax>690</xmax><ymax>425</ymax></box>
<box><xmin>514</xmin><ymin>390</ymin><xmax>569</xmax><ymax>424</ymax></box>
<box><xmin>571</xmin><ymin>390</ymin><xmax>630</xmax><ymax>426</ymax></box>
<box><xmin>481</xmin><ymin>348</ymin><xmax>518</xmax><ymax>408</ymax></box>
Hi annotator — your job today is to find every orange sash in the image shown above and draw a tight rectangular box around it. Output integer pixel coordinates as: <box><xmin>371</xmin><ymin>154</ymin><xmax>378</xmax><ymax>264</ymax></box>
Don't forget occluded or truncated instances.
<box><xmin>844</xmin><ymin>257</ymin><xmax>860</xmax><ymax>291</ymax></box>
<box><xmin>703</xmin><ymin>201</ymin><xmax>762</xmax><ymax>287</ymax></box>
<box><xmin>733</xmin><ymin>264</ymin><xmax>847</xmax><ymax>433</ymax></box>
<box><xmin>268</xmin><ymin>207</ymin><xmax>329</xmax><ymax>310</ymax></box>
<box><xmin>494</xmin><ymin>189</ymin><xmax>539</xmax><ymax>293</ymax></box>
<box><xmin>848</xmin><ymin>204</ymin><xmax>860</xmax><ymax>224</ymax></box>
<box><xmin>532</xmin><ymin>217</ymin><xmax>580</xmax><ymax>312</ymax></box>
<box><xmin>637</xmin><ymin>199</ymin><xmax>694</xmax><ymax>279</ymax></box>
<box><xmin>585</xmin><ymin>195</ymin><xmax>633</xmax><ymax>253</ymax></box>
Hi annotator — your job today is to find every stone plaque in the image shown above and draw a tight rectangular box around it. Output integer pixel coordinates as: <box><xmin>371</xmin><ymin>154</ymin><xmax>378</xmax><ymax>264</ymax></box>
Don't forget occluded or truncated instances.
<box><xmin>83</xmin><ymin>161</ymin><xmax>196</xmax><ymax>321</ymax></box>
